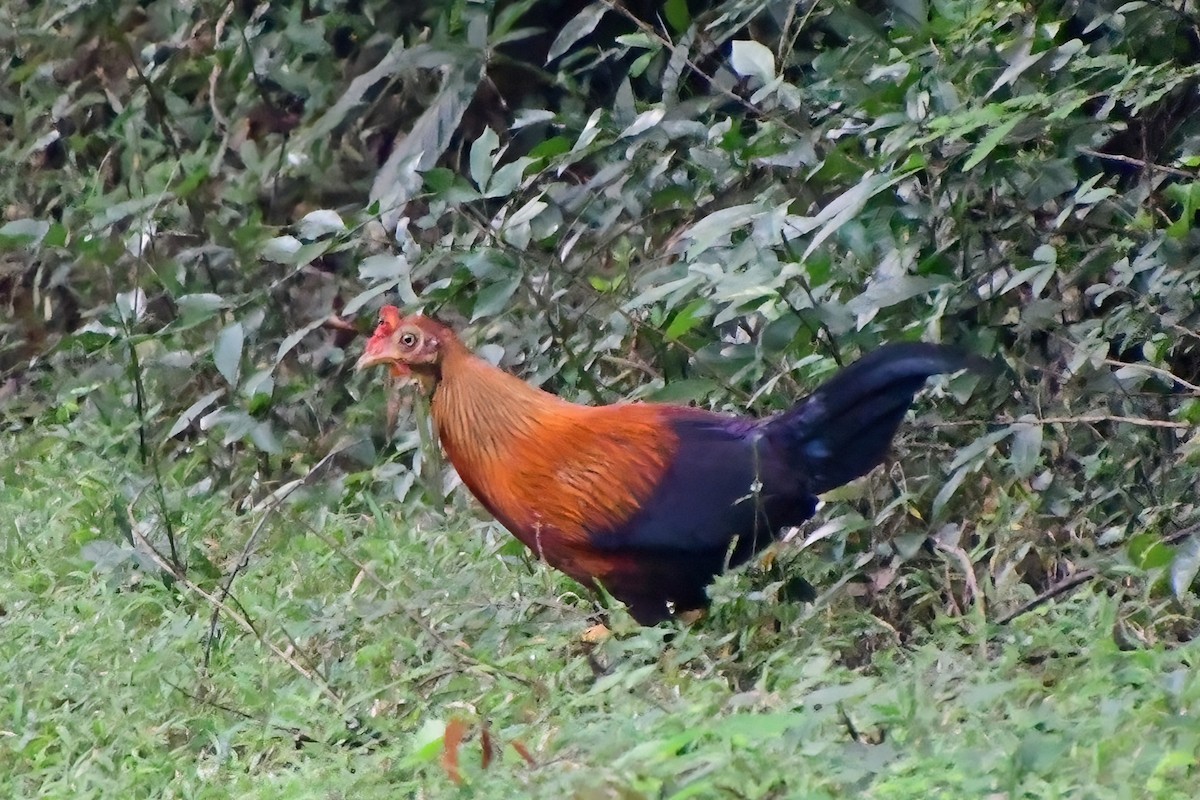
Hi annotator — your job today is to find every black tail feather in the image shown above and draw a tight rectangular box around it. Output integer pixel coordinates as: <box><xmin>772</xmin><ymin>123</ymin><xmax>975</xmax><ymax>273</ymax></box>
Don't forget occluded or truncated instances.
<box><xmin>765</xmin><ymin>343</ymin><xmax>978</xmax><ymax>495</ymax></box>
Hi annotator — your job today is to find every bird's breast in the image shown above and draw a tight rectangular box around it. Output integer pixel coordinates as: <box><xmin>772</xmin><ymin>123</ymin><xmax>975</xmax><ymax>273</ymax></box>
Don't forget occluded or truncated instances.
<box><xmin>435</xmin><ymin>401</ymin><xmax>678</xmax><ymax>550</ymax></box>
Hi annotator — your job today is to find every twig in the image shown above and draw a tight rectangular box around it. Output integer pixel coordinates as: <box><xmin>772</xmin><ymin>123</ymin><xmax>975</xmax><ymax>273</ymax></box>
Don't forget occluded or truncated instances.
<box><xmin>996</xmin><ymin>569</ymin><xmax>1098</xmax><ymax>625</ymax></box>
<box><xmin>1102</xmin><ymin>358</ymin><xmax>1200</xmax><ymax>394</ymax></box>
<box><xmin>599</xmin><ymin>0</ymin><xmax>805</xmax><ymax>139</ymax></box>
<box><xmin>294</xmin><ymin>514</ymin><xmax>534</xmax><ymax>686</ymax></box>
<box><xmin>1163</xmin><ymin>521</ymin><xmax>1200</xmax><ymax>546</ymax></box>
<box><xmin>129</xmin><ymin>525</ymin><xmax>343</xmax><ymax>704</ymax></box>
<box><xmin>928</xmin><ymin>414</ymin><xmax>1193</xmax><ymax>430</ymax></box>
<box><xmin>203</xmin><ymin>444</ymin><xmax>350</xmax><ymax>670</ymax></box>
<box><xmin>118</xmin><ymin>315</ymin><xmax>184</xmax><ymax>573</ymax></box>
<box><xmin>1078</xmin><ymin>147</ymin><xmax>1195</xmax><ymax>179</ymax></box>
<box><xmin>598</xmin><ymin>353</ymin><xmax>662</xmax><ymax>381</ymax></box>
<box><xmin>837</xmin><ymin>704</ymin><xmax>862</xmax><ymax>742</ymax></box>
<box><xmin>322</xmin><ymin>314</ymin><xmax>360</xmax><ymax>335</ymax></box>
<box><xmin>203</xmin><ymin>2</ymin><xmax>236</xmax><ymax>131</ymax></box>
<box><xmin>998</xmin><ymin>524</ymin><xmax>1199</xmax><ymax>625</ymax></box>
<box><xmin>165</xmin><ymin>679</ymin><xmax>319</xmax><ymax>746</ymax></box>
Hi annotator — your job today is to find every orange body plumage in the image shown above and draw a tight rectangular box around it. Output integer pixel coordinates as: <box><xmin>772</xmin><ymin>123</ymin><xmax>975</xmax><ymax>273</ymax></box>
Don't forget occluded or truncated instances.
<box><xmin>358</xmin><ymin>307</ymin><xmax>976</xmax><ymax>623</ymax></box>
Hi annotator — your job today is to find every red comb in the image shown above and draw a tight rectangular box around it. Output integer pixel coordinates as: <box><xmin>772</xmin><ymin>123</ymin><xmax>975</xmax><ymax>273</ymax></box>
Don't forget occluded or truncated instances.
<box><xmin>378</xmin><ymin>305</ymin><xmax>402</xmax><ymax>332</ymax></box>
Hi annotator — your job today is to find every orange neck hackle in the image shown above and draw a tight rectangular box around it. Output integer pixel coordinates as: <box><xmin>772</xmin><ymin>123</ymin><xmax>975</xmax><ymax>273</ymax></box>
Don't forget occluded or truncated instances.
<box><xmin>430</xmin><ymin>329</ymin><xmax>568</xmax><ymax>461</ymax></box>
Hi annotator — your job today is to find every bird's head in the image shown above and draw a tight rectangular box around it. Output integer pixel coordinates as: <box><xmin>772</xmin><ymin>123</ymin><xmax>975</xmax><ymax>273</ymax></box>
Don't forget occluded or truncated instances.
<box><xmin>356</xmin><ymin>306</ymin><xmax>450</xmax><ymax>392</ymax></box>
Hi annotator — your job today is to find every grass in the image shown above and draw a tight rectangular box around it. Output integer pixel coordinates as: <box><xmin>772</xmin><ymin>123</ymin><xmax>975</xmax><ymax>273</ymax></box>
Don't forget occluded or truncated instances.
<box><xmin>2</xmin><ymin>424</ymin><xmax>1197</xmax><ymax>799</ymax></box>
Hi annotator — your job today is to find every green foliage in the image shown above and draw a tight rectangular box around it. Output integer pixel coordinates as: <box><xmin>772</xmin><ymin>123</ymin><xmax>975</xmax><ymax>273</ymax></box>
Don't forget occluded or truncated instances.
<box><xmin>3</xmin><ymin>0</ymin><xmax>1200</xmax><ymax>794</ymax></box>
<box><xmin>3</xmin><ymin>434</ymin><xmax>1200</xmax><ymax>797</ymax></box>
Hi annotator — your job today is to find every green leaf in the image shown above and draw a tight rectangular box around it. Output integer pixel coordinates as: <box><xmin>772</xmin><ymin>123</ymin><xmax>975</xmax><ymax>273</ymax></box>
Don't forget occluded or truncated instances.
<box><xmin>406</xmin><ymin>718</ymin><xmax>447</xmax><ymax>765</ymax></box>
<box><xmin>1129</xmin><ymin>533</ymin><xmax>1173</xmax><ymax>570</ymax></box>
<box><xmin>664</xmin><ymin>299</ymin><xmax>707</xmax><ymax>340</ymax></box>
<box><xmin>618</xmin><ymin>107</ymin><xmax>665</xmax><ymax>139</ymax></box>
<box><xmin>261</xmin><ymin>235</ymin><xmax>303</xmax><ymax>262</ymax></box>
<box><xmin>801</xmin><ymin>170</ymin><xmax>917</xmax><ymax>261</ymax></box>
<box><xmin>471</xmin><ymin>273</ymin><xmax>521</xmax><ymax>321</ymax></box>
<box><xmin>528</xmin><ymin>135</ymin><xmax>571</xmax><ymax>161</ymax></box>
<box><xmin>571</xmin><ymin>109</ymin><xmax>604</xmax><ymax>154</ymax></box>
<box><xmin>663</xmin><ymin>0</ymin><xmax>691</xmax><ymax>32</ymax></box>
<box><xmin>344</xmin><ymin>280</ymin><xmax>418</xmax><ymax>317</ymax></box>
<box><xmin>1165</xmin><ymin>183</ymin><xmax>1200</xmax><ymax>238</ymax></box>
<box><xmin>932</xmin><ymin>465</ymin><xmax>970</xmax><ymax>519</ymax></box>
<box><xmin>729</xmin><ymin>40</ymin><xmax>776</xmax><ymax>86</ymax></box>
<box><xmin>962</xmin><ymin>114</ymin><xmax>1025</xmax><ymax>172</ymax></box>
<box><xmin>680</xmin><ymin>202</ymin><xmax>761</xmax><ymax>255</ymax></box>
<box><xmin>998</xmin><ymin>263</ymin><xmax>1055</xmax><ymax>298</ymax></box>
<box><xmin>948</xmin><ymin>428</ymin><xmax>1013</xmax><ymax>472</ymax></box>
<box><xmin>69</xmin><ymin>322</ymin><xmax>120</xmax><ymax>351</ymax></box>
<box><xmin>624</xmin><ymin>275</ymin><xmax>703</xmax><ymax>311</ymax></box>
<box><xmin>469</xmin><ymin>126</ymin><xmax>499</xmax><ymax>191</ymax></box>
<box><xmin>802</xmin><ymin>678</ymin><xmax>877</xmax><ymax>707</ymax></box>
<box><xmin>845</xmin><ymin>275</ymin><xmax>950</xmax><ymax>324</ymax></box>
<box><xmin>988</xmin><ymin>34</ymin><xmax>1046</xmax><ymax>96</ymax></box>
<box><xmin>546</xmin><ymin>3</ymin><xmax>607</xmax><ymax>63</ymax></box>
<box><xmin>1170</xmin><ymin>536</ymin><xmax>1200</xmax><ymax>598</ymax></box>
<box><xmin>114</xmin><ymin>289</ymin><xmax>147</xmax><ymax>325</ymax></box>
<box><xmin>243</xmin><ymin>369</ymin><xmax>275</xmax><ymax>413</ymax></box>
<box><xmin>1009</xmin><ymin>416</ymin><xmax>1043</xmax><ymax>478</ymax></box>
<box><xmin>214</xmin><ymin>322</ymin><xmax>244</xmax><ymax>387</ymax></box>
<box><xmin>504</xmin><ymin>197</ymin><xmax>547</xmax><ymax>228</ymax></box>
<box><xmin>92</xmin><ymin>194</ymin><xmax>165</xmax><ymax>229</ymax></box>
<box><xmin>165</xmin><ymin>389</ymin><xmax>224</xmax><ymax>439</ymax></box>
<box><xmin>175</xmin><ymin>293</ymin><xmax>226</xmax><ymax>328</ymax></box>
<box><xmin>423</xmin><ymin>167</ymin><xmax>457</xmax><ymax>193</ymax></box>
<box><xmin>647</xmin><ymin>378</ymin><xmax>717</xmax><ymax>403</ymax></box>
<box><xmin>485</xmin><ymin>156</ymin><xmax>535</xmax><ymax>198</ymax></box>
<box><xmin>492</xmin><ymin>0</ymin><xmax>538</xmax><ymax>38</ymax></box>
<box><xmin>591</xmin><ymin>664</ymin><xmax>657</xmax><ymax>694</ymax></box>
<box><xmin>358</xmin><ymin>254</ymin><xmax>410</xmax><ymax>282</ymax></box>
<box><xmin>297</xmin><ymin>209</ymin><xmax>345</xmax><ymax>239</ymax></box>
<box><xmin>0</xmin><ymin>218</ymin><xmax>50</xmax><ymax>246</ymax></box>
<box><xmin>275</xmin><ymin>317</ymin><xmax>329</xmax><ymax>365</ymax></box>
<box><xmin>717</xmin><ymin>712</ymin><xmax>811</xmax><ymax>738</ymax></box>
<box><xmin>372</xmin><ymin>56</ymin><xmax>485</xmax><ymax>230</ymax></box>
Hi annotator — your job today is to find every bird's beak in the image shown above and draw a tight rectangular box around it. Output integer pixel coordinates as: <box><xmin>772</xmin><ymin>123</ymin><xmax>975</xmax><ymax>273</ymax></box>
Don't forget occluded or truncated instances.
<box><xmin>355</xmin><ymin>337</ymin><xmax>410</xmax><ymax>378</ymax></box>
<box><xmin>355</xmin><ymin>349</ymin><xmax>390</xmax><ymax>371</ymax></box>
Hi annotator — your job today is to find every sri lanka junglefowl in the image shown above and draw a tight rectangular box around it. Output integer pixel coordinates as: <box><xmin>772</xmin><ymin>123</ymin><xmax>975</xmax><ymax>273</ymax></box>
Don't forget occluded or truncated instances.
<box><xmin>357</xmin><ymin>306</ymin><xmax>976</xmax><ymax>624</ymax></box>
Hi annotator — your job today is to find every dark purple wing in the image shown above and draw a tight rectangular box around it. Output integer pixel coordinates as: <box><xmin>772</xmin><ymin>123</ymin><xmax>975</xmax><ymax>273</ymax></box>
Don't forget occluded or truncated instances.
<box><xmin>587</xmin><ymin>408</ymin><xmax>816</xmax><ymax>559</ymax></box>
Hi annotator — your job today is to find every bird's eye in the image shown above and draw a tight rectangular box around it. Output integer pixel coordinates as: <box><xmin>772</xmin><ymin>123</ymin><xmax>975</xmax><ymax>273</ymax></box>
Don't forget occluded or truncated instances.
<box><xmin>399</xmin><ymin>331</ymin><xmax>418</xmax><ymax>348</ymax></box>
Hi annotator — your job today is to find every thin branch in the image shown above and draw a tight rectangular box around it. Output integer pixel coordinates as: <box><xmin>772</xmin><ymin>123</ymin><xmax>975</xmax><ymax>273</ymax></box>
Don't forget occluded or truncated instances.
<box><xmin>927</xmin><ymin>414</ymin><xmax>1194</xmax><ymax>430</ymax></box>
<box><xmin>165</xmin><ymin>679</ymin><xmax>320</xmax><ymax>746</ymax></box>
<box><xmin>996</xmin><ymin>523</ymin><xmax>1199</xmax><ymax>625</ymax></box>
<box><xmin>1163</xmin><ymin>521</ymin><xmax>1200</xmax><ymax>546</ymax></box>
<box><xmin>1102</xmin><ymin>357</ymin><xmax>1200</xmax><ymax>394</ymax></box>
<box><xmin>599</xmin><ymin>0</ymin><xmax>805</xmax><ymax>138</ymax></box>
<box><xmin>118</xmin><ymin>317</ymin><xmax>184</xmax><ymax>573</ymax></box>
<box><xmin>598</xmin><ymin>353</ymin><xmax>662</xmax><ymax>381</ymax></box>
<box><xmin>1078</xmin><ymin>147</ymin><xmax>1195</xmax><ymax>179</ymax></box>
<box><xmin>203</xmin><ymin>444</ymin><xmax>350</xmax><ymax>670</ymax></box>
<box><xmin>996</xmin><ymin>569</ymin><xmax>1098</xmax><ymax>626</ymax></box>
<box><xmin>294</xmin><ymin>514</ymin><xmax>535</xmax><ymax>687</ymax></box>
<box><xmin>130</xmin><ymin>525</ymin><xmax>343</xmax><ymax>705</ymax></box>
<box><xmin>204</xmin><ymin>2</ymin><xmax>237</xmax><ymax>131</ymax></box>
